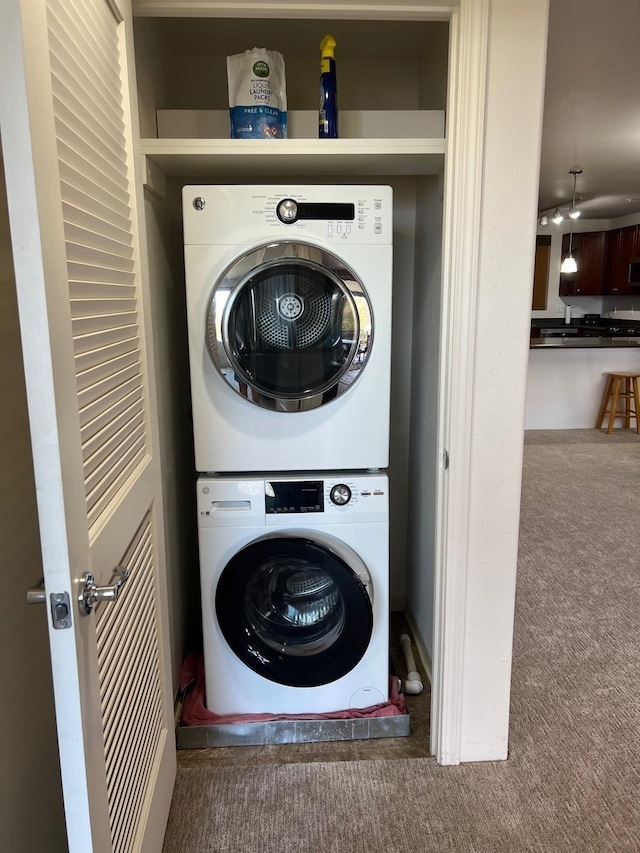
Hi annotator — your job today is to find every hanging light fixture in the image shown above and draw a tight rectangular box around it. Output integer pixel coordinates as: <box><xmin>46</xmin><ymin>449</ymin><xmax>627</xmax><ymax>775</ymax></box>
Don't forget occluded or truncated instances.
<box><xmin>538</xmin><ymin>212</ymin><xmax>549</xmax><ymax>226</ymax></box>
<box><xmin>560</xmin><ymin>168</ymin><xmax>583</xmax><ymax>274</ymax></box>
<box><xmin>552</xmin><ymin>208</ymin><xmax>564</xmax><ymax>225</ymax></box>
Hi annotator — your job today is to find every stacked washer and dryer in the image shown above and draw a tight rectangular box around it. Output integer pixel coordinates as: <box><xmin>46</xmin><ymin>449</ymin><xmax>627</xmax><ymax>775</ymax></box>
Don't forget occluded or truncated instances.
<box><xmin>183</xmin><ymin>185</ymin><xmax>393</xmax><ymax>714</ymax></box>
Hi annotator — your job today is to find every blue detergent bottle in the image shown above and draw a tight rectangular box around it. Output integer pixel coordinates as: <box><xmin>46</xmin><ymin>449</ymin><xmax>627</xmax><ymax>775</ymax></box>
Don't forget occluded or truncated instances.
<box><xmin>319</xmin><ymin>35</ymin><xmax>338</xmax><ymax>138</ymax></box>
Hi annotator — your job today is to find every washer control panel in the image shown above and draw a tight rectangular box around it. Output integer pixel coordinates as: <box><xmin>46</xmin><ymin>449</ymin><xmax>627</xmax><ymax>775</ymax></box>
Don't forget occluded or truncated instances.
<box><xmin>197</xmin><ymin>473</ymin><xmax>388</xmax><ymax>527</ymax></box>
<box><xmin>263</xmin><ymin>477</ymin><xmax>386</xmax><ymax>514</ymax></box>
<box><xmin>265</xmin><ymin>480</ymin><xmax>324</xmax><ymax>514</ymax></box>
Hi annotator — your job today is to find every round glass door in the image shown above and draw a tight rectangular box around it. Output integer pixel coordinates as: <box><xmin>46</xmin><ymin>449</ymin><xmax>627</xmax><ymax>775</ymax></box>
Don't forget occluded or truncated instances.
<box><xmin>206</xmin><ymin>242</ymin><xmax>373</xmax><ymax>412</ymax></box>
<box><xmin>215</xmin><ymin>535</ymin><xmax>373</xmax><ymax>687</ymax></box>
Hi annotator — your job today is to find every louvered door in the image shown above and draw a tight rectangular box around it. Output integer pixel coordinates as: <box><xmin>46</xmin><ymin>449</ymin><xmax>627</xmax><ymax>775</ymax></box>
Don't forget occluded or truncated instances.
<box><xmin>0</xmin><ymin>1</ymin><xmax>176</xmax><ymax>851</ymax></box>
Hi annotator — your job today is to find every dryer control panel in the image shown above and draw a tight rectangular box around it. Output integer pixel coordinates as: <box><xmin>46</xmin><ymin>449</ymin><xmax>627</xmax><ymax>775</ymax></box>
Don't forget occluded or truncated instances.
<box><xmin>183</xmin><ymin>184</ymin><xmax>393</xmax><ymax>246</ymax></box>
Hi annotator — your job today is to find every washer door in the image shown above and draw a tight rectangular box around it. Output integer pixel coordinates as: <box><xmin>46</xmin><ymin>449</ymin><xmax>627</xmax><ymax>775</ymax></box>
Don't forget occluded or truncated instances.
<box><xmin>215</xmin><ymin>534</ymin><xmax>374</xmax><ymax>687</ymax></box>
<box><xmin>206</xmin><ymin>242</ymin><xmax>373</xmax><ymax>412</ymax></box>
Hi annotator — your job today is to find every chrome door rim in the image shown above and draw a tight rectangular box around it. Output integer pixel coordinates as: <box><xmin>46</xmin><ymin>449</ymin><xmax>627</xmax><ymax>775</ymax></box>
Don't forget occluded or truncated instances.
<box><xmin>205</xmin><ymin>242</ymin><xmax>374</xmax><ymax>412</ymax></box>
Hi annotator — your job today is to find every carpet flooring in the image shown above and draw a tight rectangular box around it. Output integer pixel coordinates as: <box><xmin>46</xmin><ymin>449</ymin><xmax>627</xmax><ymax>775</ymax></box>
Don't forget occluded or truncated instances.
<box><xmin>163</xmin><ymin>429</ymin><xmax>640</xmax><ymax>852</ymax></box>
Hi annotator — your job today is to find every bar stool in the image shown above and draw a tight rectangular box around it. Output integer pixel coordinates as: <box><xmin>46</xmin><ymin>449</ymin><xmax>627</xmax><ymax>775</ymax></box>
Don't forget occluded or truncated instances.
<box><xmin>595</xmin><ymin>372</ymin><xmax>640</xmax><ymax>434</ymax></box>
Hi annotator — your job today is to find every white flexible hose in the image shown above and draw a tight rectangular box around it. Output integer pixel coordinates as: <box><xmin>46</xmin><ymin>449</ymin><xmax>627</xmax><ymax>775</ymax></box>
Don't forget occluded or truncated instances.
<box><xmin>400</xmin><ymin>633</ymin><xmax>424</xmax><ymax>694</ymax></box>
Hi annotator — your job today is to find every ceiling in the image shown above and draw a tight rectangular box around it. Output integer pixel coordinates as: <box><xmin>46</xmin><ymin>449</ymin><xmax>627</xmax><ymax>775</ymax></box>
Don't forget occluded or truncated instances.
<box><xmin>538</xmin><ymin>0</ymin><xmax>640</xmax><ymax>221</ymax></box>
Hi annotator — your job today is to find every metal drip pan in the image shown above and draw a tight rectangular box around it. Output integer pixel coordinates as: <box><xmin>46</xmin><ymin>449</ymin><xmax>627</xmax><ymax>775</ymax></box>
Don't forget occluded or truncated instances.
<box><xmin>176</xmin><ymin>712</ymin><xmax>410</xmax><ymax>749</ymax></box>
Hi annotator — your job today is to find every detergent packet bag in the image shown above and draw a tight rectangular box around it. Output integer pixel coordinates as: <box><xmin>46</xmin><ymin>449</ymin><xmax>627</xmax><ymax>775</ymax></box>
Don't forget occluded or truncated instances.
<box><xmin>226</xmin><ymin>48</ymin><xmax>288</xmax><ymax>139</ymax></box>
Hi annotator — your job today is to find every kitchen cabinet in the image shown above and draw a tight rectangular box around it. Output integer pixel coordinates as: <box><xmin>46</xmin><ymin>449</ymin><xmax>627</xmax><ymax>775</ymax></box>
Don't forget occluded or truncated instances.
<box><xmin>558</xmin><ymin>230</ymin><xmax>606</xmax><ymax>296</ymax></box>
<box><xmin>604</xmin><ymin>225</ymin><xmax>640</xmax><ymax>295</ymax></box>
<box><xmin>532</xmin><ymin>235</ymin><xmax>551</xmax><ymax>309</ymax></box>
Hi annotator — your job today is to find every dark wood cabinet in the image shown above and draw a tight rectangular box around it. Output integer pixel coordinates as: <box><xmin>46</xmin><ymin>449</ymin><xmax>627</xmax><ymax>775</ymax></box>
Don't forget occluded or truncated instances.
<box><xmin>559</xmin><ymin>231</ymin><xmax>606</xmax><ymax>296</ymax></box>
<box><xmin>604</xmin><ymin>225</ymin><xmax>640</xmax><ymax>295</ymax></box>
<box><xmin>532</xmin><ymin>235</ymin><xmax>551</xmax><ymax>309</ymax></box>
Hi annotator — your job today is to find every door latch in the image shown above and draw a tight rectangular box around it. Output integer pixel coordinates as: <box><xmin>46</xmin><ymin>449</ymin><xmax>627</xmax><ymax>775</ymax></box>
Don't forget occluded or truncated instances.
<box><xmin>78</xmin><ymin>566</ymin><xmax>130</xmax><ymax>615</ymax></box>
<box><xmin>26</xmin><ymin>578</ymin><xmax>72</xmax><ymax>630</ymax></box>
<box><xmin>50</xmin><ymin>592</ymin><xmax>72</xmax><ymax>629</ymax></box>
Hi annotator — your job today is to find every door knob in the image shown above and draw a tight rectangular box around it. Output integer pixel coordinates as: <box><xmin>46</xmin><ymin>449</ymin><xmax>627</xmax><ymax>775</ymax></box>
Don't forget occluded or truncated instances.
<box><xmin>26</xmin><ymin>577</ymin><xmax>46</xmax><ymax>605</ymax></box>
<box><xmin>78</xmin><ymin>566</ymin><xmax>130</xmax><ymax>615</ymax></box>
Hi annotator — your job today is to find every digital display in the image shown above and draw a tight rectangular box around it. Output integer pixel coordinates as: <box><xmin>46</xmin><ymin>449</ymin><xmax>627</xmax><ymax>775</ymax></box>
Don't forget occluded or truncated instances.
<box><xmin>297</xmin><ymin>203</ymin><xmax>355</xmax><ymax>221</ymax></box>
<box><xmin>265</xmin><ymin>481</ymin><xmax>324</xmax><ymax>514</ymax></box>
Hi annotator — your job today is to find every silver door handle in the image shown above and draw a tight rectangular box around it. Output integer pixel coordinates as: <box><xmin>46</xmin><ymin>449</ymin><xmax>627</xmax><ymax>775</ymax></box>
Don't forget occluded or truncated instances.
<box><xmin>26</xmin><ymin>577</ymin><xmax>46</xmax><ymax>605</ymax></box>
<box><xmin>78</xmin><ymin>566</ymin><xmax>130</xmax><ymax>615</ymax></box>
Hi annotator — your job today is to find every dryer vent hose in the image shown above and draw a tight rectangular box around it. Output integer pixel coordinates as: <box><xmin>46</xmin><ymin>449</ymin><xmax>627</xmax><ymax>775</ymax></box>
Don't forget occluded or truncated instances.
<box><xmin>400</xmin><ymin>633</ymin><xmax>424</xmax><ymax>695</ymax></box>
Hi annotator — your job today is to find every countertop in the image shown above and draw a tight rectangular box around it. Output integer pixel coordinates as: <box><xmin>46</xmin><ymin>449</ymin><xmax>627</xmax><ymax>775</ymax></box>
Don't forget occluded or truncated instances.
<box><xmin>530</xmin><ymin>337</ymin><xmax>640</xmax><ymax>349</ymax></box>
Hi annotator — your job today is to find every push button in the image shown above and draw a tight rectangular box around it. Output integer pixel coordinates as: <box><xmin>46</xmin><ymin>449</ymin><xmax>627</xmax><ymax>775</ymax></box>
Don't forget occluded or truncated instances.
<box><xmin>374</xmin><ymin>222</ymin><xmax>382</xmax><ymax>234</ymax></box>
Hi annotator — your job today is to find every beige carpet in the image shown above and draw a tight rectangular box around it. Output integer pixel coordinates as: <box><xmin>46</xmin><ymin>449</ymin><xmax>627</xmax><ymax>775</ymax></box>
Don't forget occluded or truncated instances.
<box><xmin>163</xmin><ymin>429</ymin><xmax>640</xmax><ymax>852</ymax></box>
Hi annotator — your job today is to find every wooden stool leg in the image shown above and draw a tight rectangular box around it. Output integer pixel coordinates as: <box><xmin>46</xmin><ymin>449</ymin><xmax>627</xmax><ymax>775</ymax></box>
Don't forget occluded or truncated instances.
<box><xmin>596</xmin><ymin>374</ymin><xmax>614</xmax><ymax>429</ymax></box>
<box><xmin>625</xmin><ymin>377</ymin><xmax>632</xmax><ymax>428</ymax></box>
<box><xmin>633</xmin><ymin>377</ymin><xmax>640</xmax><ymax>435</ymax></box>
<box><xmin>607</xmin><ymin>376</ymin><xmax>622</xmax><ymax>434</ymax></box>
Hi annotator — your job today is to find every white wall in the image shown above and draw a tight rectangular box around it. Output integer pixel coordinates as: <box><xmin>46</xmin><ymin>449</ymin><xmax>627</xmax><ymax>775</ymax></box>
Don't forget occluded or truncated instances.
<box><xmin>0</xmin><ymin>153</ymin><xmax>67</xmax><ymax>851</ymax></box>
<box><xmin>406</xmin><ymin>174</ymin><xmax>443</xmax><ymax>663</ymax></box>
<box><xmin>460</xmin><ymin>0</ymin><xmax>549</xmax><ymax>762</ymax></box>
<box><xmin>526</xmin><ymin>347</ymin><xmax>640</xmax><ymax>429</ymax></box>
<box><xmin>134</xmin><ymin>18</ymin><xmax>450</xmax><ymax>117</ymax></box>
<box><xmin>145</xmin><ymin>181</ymin><xmax>199</xmax><ymax>688</ymax></box>
<box><xmin>387</xmin><ymin>178</ymin><xmax>418</xmax><ymax>608</ymax></box>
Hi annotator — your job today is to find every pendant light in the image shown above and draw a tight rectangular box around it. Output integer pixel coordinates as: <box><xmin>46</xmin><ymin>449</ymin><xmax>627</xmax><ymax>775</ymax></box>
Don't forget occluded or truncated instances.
<box><xmin>560</xmin><ymin>168</ymin><xmax>583</xmax><ymax>274</ymax></box>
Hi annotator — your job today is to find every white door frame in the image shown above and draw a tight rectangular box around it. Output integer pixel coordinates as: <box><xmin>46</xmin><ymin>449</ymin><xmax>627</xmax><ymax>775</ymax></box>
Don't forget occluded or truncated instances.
<box><xmin>431</xmin><ymin>0</ymin><xmax>490</xmax><ymax>765</ymax></box>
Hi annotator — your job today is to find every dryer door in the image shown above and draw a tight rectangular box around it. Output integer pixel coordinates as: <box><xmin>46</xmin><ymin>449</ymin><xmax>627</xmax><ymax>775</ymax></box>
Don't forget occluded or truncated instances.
<box><xmin>206</xmin><ymin>242</ymin><xmax>373</xmax><ymax>412</ymax></box>
<box><xmin>215</xmin><ymin>534</ymin><xmax>374</xmax><ymax>687</ymax></box>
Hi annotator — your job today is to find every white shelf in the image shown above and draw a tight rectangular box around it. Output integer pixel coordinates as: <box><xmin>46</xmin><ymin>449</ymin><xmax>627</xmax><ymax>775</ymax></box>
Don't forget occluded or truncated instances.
<box><xmin>140</xmin><ymin>137</ymin><xmax>446</xmax><ymax>177</ymax></box>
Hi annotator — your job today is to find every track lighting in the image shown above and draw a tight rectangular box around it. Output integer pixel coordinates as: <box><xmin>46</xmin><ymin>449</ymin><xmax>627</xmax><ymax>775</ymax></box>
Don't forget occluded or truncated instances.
<box><xmin>538</xmin><ymin>169</ymin><xmax>583</xmax><ymax>226</ymax></box>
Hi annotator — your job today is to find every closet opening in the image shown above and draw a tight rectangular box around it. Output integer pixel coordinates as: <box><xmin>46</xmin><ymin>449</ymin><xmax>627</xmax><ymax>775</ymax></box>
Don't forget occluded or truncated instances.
<box><xmin>133</xmin><ymin>12</ymin><xmax>450</xmax><ymax>764</ymax></box>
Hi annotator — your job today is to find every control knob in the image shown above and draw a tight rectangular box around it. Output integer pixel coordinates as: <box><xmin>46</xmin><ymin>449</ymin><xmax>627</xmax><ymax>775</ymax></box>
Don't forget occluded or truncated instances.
<box><xmin>277</xmin><ymin>198</ymin><xmax>298</xmax><ymax>224</ymax></box>
<box><xmin>330</xmin><ymin>484</ymin><xmax>352</xmax><ymax>506</ymax></box>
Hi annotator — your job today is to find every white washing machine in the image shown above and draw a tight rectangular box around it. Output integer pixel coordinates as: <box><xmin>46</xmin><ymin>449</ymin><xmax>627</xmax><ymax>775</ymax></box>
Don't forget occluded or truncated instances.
<box><xmin>197</xmin><ymin>471</ymin><xmax>389</xmax><ymax>715</ymax></box>
<box><xmin>183</xmin><ymin>185</ymin><xmax>393</xmax><ymax>473</ymax></box>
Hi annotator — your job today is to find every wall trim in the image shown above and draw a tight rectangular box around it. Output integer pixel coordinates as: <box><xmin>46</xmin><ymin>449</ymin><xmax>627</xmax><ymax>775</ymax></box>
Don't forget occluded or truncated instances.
<box><xmin>132</xmin><ymin>0</ymin><xmax>456</xmax><ymax>20</ymax></box>
<box><xmin>430</xmin><ymin>0</ymin><xmax>489</xmax><ymax>765</ymax></box>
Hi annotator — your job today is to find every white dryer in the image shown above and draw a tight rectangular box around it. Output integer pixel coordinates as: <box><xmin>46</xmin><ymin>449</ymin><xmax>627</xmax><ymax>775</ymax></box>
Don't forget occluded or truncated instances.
<box><xmin>183</xmin><ymin>185</ymin><xmax>393</xmax><ymax>473</ymax></box>
<box><xmin>197</xmin><ymin>471</ymin><xmax>389</xmax><ymax>715</ymax></box>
